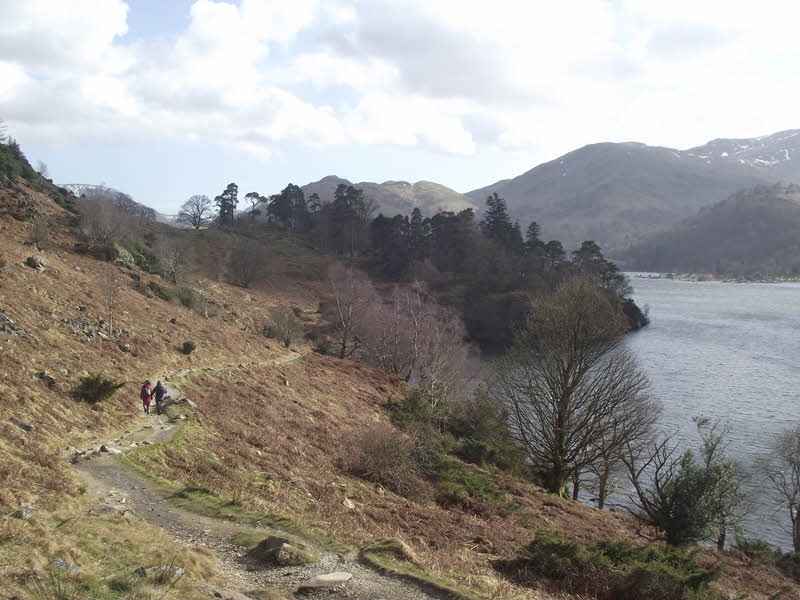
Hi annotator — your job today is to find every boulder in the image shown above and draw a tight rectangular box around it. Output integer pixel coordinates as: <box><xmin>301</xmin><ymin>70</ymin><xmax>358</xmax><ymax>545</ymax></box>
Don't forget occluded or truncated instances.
<box><xmin>99</xmin><ymin>444</ymin><xmax>121</xmax><ymax>454</ymax></box>
<box><xmin>112</xmin><ymin>244</ymin><xmax>137</xmax><ymax>270</ymax></box>
<box><xmin>248</xmin><ymin>536</ymin><xmax>319</xmax><ymax>566</ymax></box>
<box><xmin>297</xmin><ymin>572</ymin><xmax>352</xmax><ymax>592</ymax></box>
<box><xmin>25</xmin><ymin>255</ymin><xmax>45</xmax><ymax>270</ymax></box>
<box><xmin>39</xmin><ymin>370</ymin><xmax>57</xmax><ymax>387</ymax></box>
<box><xmin>117</xmin><ymin>341</ymin><xmax>131</xmax><ymax>352</ymax></box>
<box><xmin>10</xmin><ymin>416</ymin><xmax>34</xmax><ymax>433</ymax></box>
<box><xmin>19</xmin><ymin>502</ymin><xmax>32</xmax><ymax>520</ymax></box>
<box><xmin>88</xmin><ymin>505</ymin><xmax>121</xmax><ymax>517</ymax></box>
<box><xmin>50</xmin><ymin>559</ymin><xmax>80</xmax><ymax>573</ymax></box>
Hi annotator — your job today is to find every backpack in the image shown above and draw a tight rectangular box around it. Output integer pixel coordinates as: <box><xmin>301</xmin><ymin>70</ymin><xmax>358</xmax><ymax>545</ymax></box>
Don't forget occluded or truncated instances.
<box><xmin>141</xmin><ymin>385</ymin><xmax>152</xmax><ymax>401</ymax></box>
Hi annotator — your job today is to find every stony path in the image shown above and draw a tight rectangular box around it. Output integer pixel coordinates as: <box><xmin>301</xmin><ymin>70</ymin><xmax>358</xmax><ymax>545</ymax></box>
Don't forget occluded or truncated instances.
<box><xmin>72</xmin><ymin>355</ymin><xmax>446</xmax><ymax>600</ymax></box>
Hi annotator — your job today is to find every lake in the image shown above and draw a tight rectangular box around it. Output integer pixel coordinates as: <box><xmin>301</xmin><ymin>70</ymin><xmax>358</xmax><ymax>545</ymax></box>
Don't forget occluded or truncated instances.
<box><xmin>625</xmin><ymin>275</ymin><xmax>800</xmax><ymax>550</ymax></box>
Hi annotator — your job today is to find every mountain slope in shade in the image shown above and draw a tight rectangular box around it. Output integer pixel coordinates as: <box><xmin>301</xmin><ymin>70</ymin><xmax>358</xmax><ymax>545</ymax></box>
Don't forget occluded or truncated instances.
<box><xmin>301</xmin><ymin>175</ymin><xmax>476</xmax><ymax>216</ymax></box>
<box><xmin>621</xmin><ymin>183</ymin><xmax>800</xmax><ymax>276</ymax></box>
<box><xmin>467</xmin><ymin>142</ymin><xmax>769</xmax><ymax>253</ymax></box>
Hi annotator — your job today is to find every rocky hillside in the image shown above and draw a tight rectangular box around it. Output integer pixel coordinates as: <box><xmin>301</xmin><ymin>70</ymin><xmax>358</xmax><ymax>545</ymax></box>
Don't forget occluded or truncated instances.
<box><xmin>621</xmin><ymin>183</ymin><xmax>800</xmax><ymax>276</ymax></box>
<box><xmin>302</xmin><ymin>175</ymin><xmax>476</xmax><ymax>216</ymax></box>
<box><xmin>1</xmin><ymin>145</ymin><xmax>797</xmax><ymax>600</ymax></box>
<box><xmin>61</xmin><ymin>183</ymin><xmax>176</xmax><ymax>224</ymax></box>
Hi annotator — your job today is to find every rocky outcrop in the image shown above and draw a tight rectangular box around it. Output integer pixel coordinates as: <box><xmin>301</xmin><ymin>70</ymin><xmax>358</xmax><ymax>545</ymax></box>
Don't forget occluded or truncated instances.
<box><xmin>10</xmin><ymin>416</ymin><xmax>34</xmax><ymax>433</ymax></box>
<box><xmin>621</xmin><ymin>298</ymin><xmax>649</xmax><ymax>330</ymax></box>
<box><xmin>248</xmin><ymin>536</ymin><xmax>319</xmax><ymax>566</ymax></box>
<box><xmin>0</xmin><ymin>309</ymin><xmax>38</xmax><ymax>341</ymax></box>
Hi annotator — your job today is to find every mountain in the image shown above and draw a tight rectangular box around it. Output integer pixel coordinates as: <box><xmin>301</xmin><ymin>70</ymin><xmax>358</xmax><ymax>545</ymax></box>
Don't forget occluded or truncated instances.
<box><xmin>301</xmin><ymin>175</ymin><xmax>476</xmax><ymax>216</ymax></box>
<box><xmin>468</xmin><ymin>130</ymin><xmax>800</xmax><ymax>253</ymax></box>
<box><xmin>620</xmin><ymin>183</ymin><xmax>800</xmax><ymax>276</ymax></box>
<box><xmin>687</xmin><ymin>129</ymin><xmax>800</xmax><ymax>181</ymax></box>
<box><xmin>61</xmin><ymin>183</ymin><xmax>176</xmax><ymax>224</ymax></box>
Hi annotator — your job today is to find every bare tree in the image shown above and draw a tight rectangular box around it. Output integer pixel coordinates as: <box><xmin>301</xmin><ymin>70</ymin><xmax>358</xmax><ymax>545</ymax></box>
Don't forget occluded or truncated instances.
<box><xmin>158</xmin><ymin>240</ymin><xmax>188</xmax><ymax>284</ymax></box>
<box><xmin>268</xmin><ymin>306</ymin><xmax>303</xmax><ymax>348</ymax></box>
<box><xmin>103</xmin><ymin>268</ymin><xmax>120</xmax><ymax>336</ymax></box>
<box><xmin>36</xmin><ymin>160</ymin><xmax>49</xmax><ymax>179</ymax></box>
<box><xmin>325</xmin><ymin>263</ymin><xmax>380</xmax><ymax>359</ymax></box>
<box><xmin>489</xmin><ymin>277</ymin><xmax>654</xmax><ymax>496</ymax></box>
<box><xmin>28</xmin><ymin>219</ymin><xmax>50</xmax><ymax>251</ymax></box>
<box><xmin>78</xmin><ymin>196</ymin><xmax>130</xmax><ymax>257</ymax></box>
<box><xmin>176</xmin><ymin>195</ymin><xmax>212</xmax><ymax>230</ymax></box>
<box><xmin>761</xmin><ymin>426</ymin><xmax>800</xmax><ymax>552</ymax></box>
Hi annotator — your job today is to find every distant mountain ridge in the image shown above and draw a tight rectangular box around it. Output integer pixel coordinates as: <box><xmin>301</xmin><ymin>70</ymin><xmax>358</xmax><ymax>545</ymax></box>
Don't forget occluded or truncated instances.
<box><xmin>301</xmin><ymin>175</ymin><xmax>476</xmax><ymax>217</ymax></box>
<box><xmin>620</xmin><ymin>183</ymin><xmax>800</xmax><ymax>276</ymax></box>
<box><xmin>467</xmin><ymin>129</ymin><xmax>800</xmax><ymax>253</ymax></box>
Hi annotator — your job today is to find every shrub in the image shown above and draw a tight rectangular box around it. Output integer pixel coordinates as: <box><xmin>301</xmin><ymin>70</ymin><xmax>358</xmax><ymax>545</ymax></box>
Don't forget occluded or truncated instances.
<box><xmin>181</xmin><ymin>341</ymin><xmax>196</xmax><ymax>355</ymax></box>
<box><xmin>148</xmin><ymin>281</ymin><xmax>175</xmax><ymax>302</ymax></box>
<box><xmin>344</xmin><ymin>423</ymin><xmax>429</xmax><ymax>500</ymax></box>
<box><xmin>504</xmin><ymin>530</ymin><xmax>721</xmax><ymax>600</ymax></box>
<box><xmin>177</xmin><ymin>286</ymin><xmax>196</xmax><ymax>308</ymax></box>
<box><xmin>313</xmin><ymin>337</ymin><xmax>335</xmax><ymax>356</ymax></box>
<box><xmin>263</xmin><ymin>324</ymin><xmax>278</xmax><ymax>339</ymax></box>
<box><xmin>0</xmin><ymin>257</ymin><xmax>5</xmax><ymax>269</ymax></box>
<box><xmin>129</xmin><ymin>244</ymin><xmax>160</xmax><ymax>273</ymax></box>
<box><xmin>75</xmin><ymin>374</ymin><xmax>125</xmax><ymax>404</ymax></box>
<box><xmin>290</xmin><ymin>305</ymin><xmax>303</xmax><ymax>317</ymax></box>
<box><xmin>735</xmin><ymin>537</ymin><xmax>782</xmax><ymax>565</ymax></box>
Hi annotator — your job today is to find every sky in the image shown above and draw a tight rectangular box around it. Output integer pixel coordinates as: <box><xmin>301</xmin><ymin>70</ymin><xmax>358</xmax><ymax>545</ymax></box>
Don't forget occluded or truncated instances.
<box><xmin>2</xmin><ymin>0</ymin><xmax>800</xmax><ymax>214</ymax></box>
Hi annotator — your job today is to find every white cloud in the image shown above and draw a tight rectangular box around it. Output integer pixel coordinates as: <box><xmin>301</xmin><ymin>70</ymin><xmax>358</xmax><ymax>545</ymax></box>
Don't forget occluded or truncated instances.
<box><xmin>1</xmin><ymin>0</ymin><xmax>799</xmax><ymax>163</ymax></box>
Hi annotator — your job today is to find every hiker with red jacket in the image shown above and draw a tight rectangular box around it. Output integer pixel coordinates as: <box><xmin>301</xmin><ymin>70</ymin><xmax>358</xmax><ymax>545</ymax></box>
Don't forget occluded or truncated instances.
<box><xmin>140</xmin><ymin>380</ymin><xmax>153</xmax><ymax>415</ymax></box>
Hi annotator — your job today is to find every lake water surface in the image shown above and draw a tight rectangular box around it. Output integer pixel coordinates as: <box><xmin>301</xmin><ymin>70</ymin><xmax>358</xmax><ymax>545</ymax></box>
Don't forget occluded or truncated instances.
<box><xmin>626</xmin><ymin>276</ymin><xmax>800</xmax><ymax>549</ymax></box>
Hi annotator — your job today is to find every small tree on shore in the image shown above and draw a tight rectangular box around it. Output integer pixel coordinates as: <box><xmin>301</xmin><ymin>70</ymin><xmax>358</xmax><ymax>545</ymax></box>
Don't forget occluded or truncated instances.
<box><xmin>623</xmin><ymin>418</ymin><xmax>747</xmax><ymax>547</ymax></box>
<box><xmin>761</xmin><ymin>426</ymin><xmax>800</xmax><ymax>552</ymax></box>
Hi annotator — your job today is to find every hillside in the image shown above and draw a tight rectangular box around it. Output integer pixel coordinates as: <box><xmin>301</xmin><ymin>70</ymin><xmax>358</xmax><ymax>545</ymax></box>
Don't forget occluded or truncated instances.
<box><xmin>621</xmin><ymin>183</ymin><xmax>800</xmax><ymax>276</ymax></box>
<box><xmin>1</xmin><ymin>146</ymin><xmax>797</xmax><ymax>600</ymax></box>
<box><xmin>302</xmin><ymin>175</ymin><xmax>477</xmax><ymax>216</ymax></box>
<box><xmin>61</xmin><ymin>183</ymin><xmax>176</xmax><ymax>224</ymax></box>
<box><xmin>468</xmin><ymin>141</ymin><xmax>768</xmax><ymax>253</ymax></box>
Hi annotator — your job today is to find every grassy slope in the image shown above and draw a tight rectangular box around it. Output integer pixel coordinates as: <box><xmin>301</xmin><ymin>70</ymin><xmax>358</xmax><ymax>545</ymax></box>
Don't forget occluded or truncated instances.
<box><xmin>0</xmin><ymin>178</ymin><xmax>796</xmax><ymax>600</ymax></box>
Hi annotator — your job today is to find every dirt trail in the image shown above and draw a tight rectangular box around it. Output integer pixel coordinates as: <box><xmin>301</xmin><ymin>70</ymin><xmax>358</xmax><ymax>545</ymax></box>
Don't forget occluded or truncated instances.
<box><xmin>73</xmin><ymin>353</ymin><xmax>446</xmax><ymax>600</ymax></box>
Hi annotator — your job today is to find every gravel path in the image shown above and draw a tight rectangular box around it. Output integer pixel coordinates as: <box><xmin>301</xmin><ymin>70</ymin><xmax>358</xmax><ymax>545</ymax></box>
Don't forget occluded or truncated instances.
<box><xmin>72</xmin><ymin>356</ymin><xmax>446</xmax><ymax>600</ymax></box>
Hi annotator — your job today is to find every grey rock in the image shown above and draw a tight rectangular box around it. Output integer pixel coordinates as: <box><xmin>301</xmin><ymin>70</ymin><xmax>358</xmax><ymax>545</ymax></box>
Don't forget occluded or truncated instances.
<box><xmin>10</xmin><ymin>416</ymin><xmax>34</xmax><ymax>433</ymax></box>
<box><xmin>122</xmin><ymin>510</ymin><xmax>137</xmax><ymax>519</ymax></box>
<box><xmin>58</xmin><ymin>368</ymin><xmax>69</xmax><ymax>375</ymax></box>
<box><xmin>99</xmin><ymin>444</ymin><xmax>121</xmax><ymax>454</ymax></box>
<box><xmin>134</xmin><ymin>566</ymin><xmax>184</xmax><ymax>579</ymax></box>
<box><xmin>88</xmin><ymin>505</ymin><xmax>120</xmax><ymax>516</ymax></box>
<box><xmin>297</xmin><ymin>572</ymin><xmax>352</xmax><ymax>591</ymax></box>
<box><xmin>50</xmin><ymin>559</ymin><xmax>80</xmax><ymax>573</ymax></box>
<box><xmin>19</xmin><ymin>501</ymin><xmax>32</xmax><ymax>520</ymax></box>
<box><xmin>117</xmin><ymin>341</ymin><xmax>131</xmax><ymax>352</ymax></box>
<box><xmin>25</xmin><ymin>255</ymin><xmax>46</xmax><ymax>270</ymax></box>
<box><xmin>39</xmin><ymin>370</ymin><xmax>57</xmax><ymax>387</ymax></box>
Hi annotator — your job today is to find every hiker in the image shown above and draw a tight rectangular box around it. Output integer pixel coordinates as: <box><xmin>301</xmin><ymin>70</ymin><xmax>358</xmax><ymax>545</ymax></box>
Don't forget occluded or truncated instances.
<box><xmin>140</xmin><ymin>380</ymin><xmax>153</xmax><ymax>415</ymax></box>
<box><xmin>153</xmin><ymin>380</ymin><xmax>167</xmax><ymax>415</ymax></box>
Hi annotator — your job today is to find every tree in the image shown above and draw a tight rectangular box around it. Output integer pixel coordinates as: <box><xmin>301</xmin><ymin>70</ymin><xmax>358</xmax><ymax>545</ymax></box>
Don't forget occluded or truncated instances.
<box><xmin>572</xmin><ymin>240</ymin><xmax>631</xmax><ymax>299</ymax></box>
<box><xmin>268</xmin><ymin>306</ymin><xmax>303</xmax><ymax>348</ymax></box>
<box><xmin>623</xmin><ymin>418</ymin><xmax>747</xmax><ymax>547</ymax></box>
<box><xmin>525</xmin><ymin>221</ymin><xmax>543</xmax><ymax>252</ymax></box>
<box><xmin>227</xmin><ymin>238</ymin><xmax>267</xmax><ymax>287</ymax></box>
<box><xmin>214</xmin><ymin>183</ymin><xmax>238</xmax><ymax>226</ymax></box>
<box><xmin>761</xmin><ymin>426</ymin><xmax>800</xmax><ymax>552</ymax></box>
<box><xmin>244</xmin><ymin>191</ymin><xmax>265</xmax><ymax>224</ymax></box>
<box><xmin>543</xmin><ymin>240</ymin><xmax>566</xmax><ymax>269</ymax></box>
<box><xmin>177</xmin><ymin>195</ymin><xmax>212</xmax><ymax>230</ymax></box>
<box><xmin>78</xmin><ymin>195</ymin><xmax>130</xmax><ymax>257</ymax></box>
<box><xmin>489</xmin><ymin>277</ymin><xmax>654</xmax><ymax>496</ymax></box>
<box><xmin>480</xmin><ymin>193</ymin><xmax>520</xmax><ymax>253</ymax></box>
<box><xmin>158</xmin><ymin>240</ymin><xmax>188</xmax><ymax>284</ymax></box>
<box><xmin>36</xmin><ymin>160</ymin><xmax>49</xmax><ymax>179</ymax></box>
<box><xmin>325</xmin><ymin>263</ymin><xmax>380</xmax><ymax>359</ymax></box>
